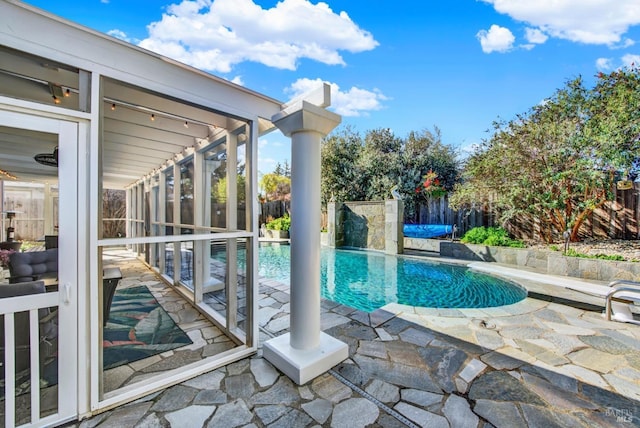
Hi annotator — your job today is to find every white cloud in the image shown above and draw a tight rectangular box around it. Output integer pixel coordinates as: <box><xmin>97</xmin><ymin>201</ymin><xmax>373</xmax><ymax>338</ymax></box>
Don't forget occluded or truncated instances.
<box><xmin>621</xmin><ymin>53</ymin><xmax>640</xmax><ymax>67</ymax></box>
<box><xmin>107</xmin><ymin>29</ymin><xmax>132</xmax><ymax>43</ymax></box>
<box><xmin>596</xmin><ymin>57</ymin><xmax>613</xmax><ymax>71</ymax></box>
<box><xmin>230</xmin><ymin>75</ymin><xmax>244</xmax><ymax>86</ymax></box>
<box><xmin>476</xmin><ymin>25</ymin><xmax>515</xmax><ymax>53</ymax></box>
<box><xmin>595</xmin><ymin>54</ymin><xmax>640</xmax><ymax>70</ymax></box>
<box><xmin>285</xmin><ymin>77</ymin><xmax>388</xmax><ymax>117</ymax></box>
<box><xmin>524</xmin><ymin>27</ymin><xmax>548</xmax><ymax>44</ymax></box>
<box><xmin>138</xmin><ymin>0</ymin><xmax>378</xmax><ymax>73</ymax></box>
<box><xmin>481</xmin><ymin>0</ymin><xmax>640</xmax><ymax>46</ymax></box>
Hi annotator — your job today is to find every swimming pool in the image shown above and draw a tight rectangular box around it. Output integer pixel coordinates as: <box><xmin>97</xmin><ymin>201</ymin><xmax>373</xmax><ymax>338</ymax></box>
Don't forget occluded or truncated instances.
<box><xmin>255</xmin><ymin>244</ymin><xmax>526</xmax><ymax>312</ymax></box>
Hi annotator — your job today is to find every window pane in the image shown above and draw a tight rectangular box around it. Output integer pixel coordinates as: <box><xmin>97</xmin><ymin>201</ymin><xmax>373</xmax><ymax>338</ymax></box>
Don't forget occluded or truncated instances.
<box><xmin>165</xmin><ymin>169</ymin><xmax>174</xmax><ymax>235</ymax></box>
<box><xmin>236</xmin><ymin>141</ymin><xmax>247</xmax><ymax>231</ymax></box>
<box><xmin>180</xmin><ymin>159</ymin><xmax>194</xmax><ymax>231</ymax></box>
<box><xmin>205</xmin><ymin>145</ymin><xmax>227</xmax><ymax>229</ymax></box>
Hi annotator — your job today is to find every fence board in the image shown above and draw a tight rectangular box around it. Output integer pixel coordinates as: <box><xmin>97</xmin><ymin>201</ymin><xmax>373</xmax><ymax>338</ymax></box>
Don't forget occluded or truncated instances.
<box><xmin>411</xmin><ymin>183</ymin><xmax>640</xmax><ymax>242</ymax></box>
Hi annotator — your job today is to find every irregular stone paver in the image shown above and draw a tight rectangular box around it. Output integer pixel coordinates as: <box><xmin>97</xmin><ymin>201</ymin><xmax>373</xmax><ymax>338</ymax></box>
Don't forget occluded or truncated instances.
<box><xmin>250</xmin><ymin>358</ymin><xmax>279</xmax><ymax>387</ymax></box>
<box><xmin>520</xmin><ymin>403</ymin><xmax>572</xmax><ymax>428</ymax></box>
<box><xmin>420</xmin><ymin>346</ymin><xmax>467</xmax><ymax>392</ymax></box>
<box><xmin>331</xmin><ymin>398</ymin><xmax>379</xmax><ymax>428</ymax></box>
<box><xmin>224</xmin><ymin>373</ymin><xmax>256</xmax><ymax>399</ymax></box>
<box><xmin>394</xmin><ymin>402</ymin><xmax>448</xmax><ymax>427</ymax></box>
<box><xmin>357</xmin><ymin>340</ymin><xmax>388</xmax><ymax>358</ymax></box>
<box><xmin>135</xmin><ymin>413</ymin><xmax>163</xmax><ymax>428</ymax></box>
<box><xmin>151</xmin><ymin>385</ymin><xmax>198</xmax><ymax>412</ymax></box>
<box><xmin>301</xmin><ymin>398</ymin><xmax>333</xmax><ymax>424</ymax></box>
<box><xmin>567</xmin><ymin>348</ymin><xmax>627</xmax><ymax>373</ymax></box>
<box><xmin>183</xmin><ymin>370</ymin><xmax>225</xmax><ymax>390</ymax></box>
<box><xmin>251</xmin><ymin>377</ymin><xmax>300</xmax><ymax>405</ymax></box>
<box><xmin>400</xmin><ymin>389</ymin><xmax>442</xmax><ymax>408</ymax></box>
<box><xmin>578</xmin><ymin>334</ymin><xmax>634</xmax><ymax>354</ymax></box>
<box><xmin>442</xmin><ymin>394</ymin><xmax>479</xmax><ymax>428</ymax></box>
<box><xmin>254</xmin><ymin>405</ymin><xmax>289</xmax><ymax>425</ymax></box>
<box><xmin>269</xmin><ymin>408</ymin><xmax>313</xmax><ymax>428</ymax></box>
<box><xmin>458</xmin><ymin>358</ymin><xmax>487</xmax><ymax>383</ymax></box>
<box><xmin>194</xmin><ymin>389</ymin><xmax>227</xmax><ymax>405</ymax></box>
<box><xmin>75</xmin><ymin>254</ymin><xmax>640</xmax><ymax>428</ymax></box>
<box><xmin>520</xmin><ymin>372</ymin><xmax>598</xmax><ymax>411</ymax></box>
<box><xmin>480</xmin><ymin>349</ymin><xmax>527</xmax><ymax>370</ymax></box>
<box><xmin>206</xmin><ymin>400</ymin><xmax>253</xmax><ymax>428</ymax></box>
<box><xmin>311</xmin><ymin>374</ymin><xmax>352</xmax><ymax>403</ymax></box>
<box><xmin>165</xmin><ymin>405</ymin><xmax>214</xmax><ymax>428</ymax></box>
<box><xmin>398</xmin><ymin>326</ymin><xmax>435</xmax><ymax>346</ymax></box>
<box><xmin>353</xmin><ymin>355</ymin><xmax>442</xmax><ymax>392</ymax></box>
<box><xmin>474</xmin><ymin>399</ymin><xmax>527</xmax><ymax>427</ymax></box>
<box><xmin>468</xmin><ymin>371</ymin><xmax>545</xmax><ymax>405</ymax></box>
<box><xmin>560</xmin><ymin>364</ymin><xmax>609</xmax><ymax>388</ymax></box>
<box><xmin>365</xmin><ymin>379</ymin><xmax>400</xmax><ymax>403</ymax></box>
<box><xmin>375</xmin><ymin>327</ymin><xmax>394</xmax><ymax>341</ymax></box>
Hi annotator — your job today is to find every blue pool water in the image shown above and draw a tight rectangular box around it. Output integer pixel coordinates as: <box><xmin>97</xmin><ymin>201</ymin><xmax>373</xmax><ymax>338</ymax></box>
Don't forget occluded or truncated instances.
<box><xmin>255</xmin><ymin>244</ymin><xmax>526</xmax><ymax>312</ymax></box>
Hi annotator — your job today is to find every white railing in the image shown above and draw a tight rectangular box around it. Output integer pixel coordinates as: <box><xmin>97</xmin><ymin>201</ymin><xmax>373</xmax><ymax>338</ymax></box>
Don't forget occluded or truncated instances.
<box><xmin>0</xmin><ymin>292</ymin><xmax>59</xmax><ymax>428</ymax></box>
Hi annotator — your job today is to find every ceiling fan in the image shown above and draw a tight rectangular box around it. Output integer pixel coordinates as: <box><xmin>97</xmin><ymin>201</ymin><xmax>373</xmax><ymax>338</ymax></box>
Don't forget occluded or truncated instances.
<box><xmin>34</xmin><ymin>146</ymin><xmax>58</xmax><ymax>167</ymax></box>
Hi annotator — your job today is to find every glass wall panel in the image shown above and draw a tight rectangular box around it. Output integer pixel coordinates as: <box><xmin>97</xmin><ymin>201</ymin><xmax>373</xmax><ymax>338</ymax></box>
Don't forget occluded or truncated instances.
<box><xmin>96</xmin><ymin>76</ymin><xmax>255</xmax><ymax>399</ymax></box>
<box><xmin>236</xmin><ymin>141</ymin><xmax>247</xmax><ymax>231</ymax></box>
<box><xmin>165</xmin><ymin>169</ymin><xmax>174</xmax><ymax>236</ymax></box>
<box><xmin>205</xmin><ymin>144</ymin><xmax>227</xmax><ymax>229</ymax></box>
<box><xmin>204</xmin><ymin>238</ymin><xmax>248</xmax><ymax>333</ymax></box>
<box><xmin>180</xmin><ymin>159</ymin><xmax>194</xmax><ymax>232</ymax></box>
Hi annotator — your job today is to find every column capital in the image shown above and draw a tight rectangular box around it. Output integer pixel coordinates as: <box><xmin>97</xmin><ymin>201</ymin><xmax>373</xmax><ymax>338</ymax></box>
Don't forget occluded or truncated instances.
<box><xmin>272</xmin><ymin>100</ymin><xmax>341</xmax><ymax>137</ymax></box>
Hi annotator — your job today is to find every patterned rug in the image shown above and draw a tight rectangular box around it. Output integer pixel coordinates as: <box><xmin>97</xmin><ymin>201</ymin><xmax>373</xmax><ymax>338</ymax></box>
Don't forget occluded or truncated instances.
<box><xmin>103</xmin><ymin>285</ymin><xmax>193</xmax><ymax>370</ymax></box>
<box><xmin>4</xmin><ymin>285</ymin><xmax>192</xmax><ymax>398</ymax></box>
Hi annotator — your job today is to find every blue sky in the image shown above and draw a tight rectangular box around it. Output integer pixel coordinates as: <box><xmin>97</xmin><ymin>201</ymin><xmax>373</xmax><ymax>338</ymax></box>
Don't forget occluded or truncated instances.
<box><xmin>23</xmin><ymin>0</ymin><xmax>640</xmax><ymax>174</ymax></box>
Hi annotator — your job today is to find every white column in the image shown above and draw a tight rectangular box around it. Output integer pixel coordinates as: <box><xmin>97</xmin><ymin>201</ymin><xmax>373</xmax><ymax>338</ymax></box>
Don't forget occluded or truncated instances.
<box><xmin>263</xmin><ymin>100</ymin><xmax>348</xmax><ymax>384</ymax></box>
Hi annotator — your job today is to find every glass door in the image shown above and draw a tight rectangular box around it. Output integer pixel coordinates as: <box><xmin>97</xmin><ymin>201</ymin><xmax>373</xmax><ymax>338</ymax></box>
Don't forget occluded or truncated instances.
<box><xmin>0</xmin><ymin>110</ymin><xmax>79</xmax><ymax>427</ymax></box>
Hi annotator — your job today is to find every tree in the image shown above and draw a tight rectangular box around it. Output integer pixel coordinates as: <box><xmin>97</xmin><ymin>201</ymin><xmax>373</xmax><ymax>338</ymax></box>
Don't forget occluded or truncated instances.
<box><xmin>357</xmin><ymin>128</ymin><xmax>403</xmax><ymax>201</ymax></box>
<box><xmin>398</xmin><ymin>127</ymin><xmax>459</xmax><ymax>221</ymax></box>
<box><xmin>283</xmin><ymin>159</ymin><xmax>291</xmax><ymax>178</ymax></box>
<box><xmin>320</xmin><ymin>126</ymin><xmax>365</xmax><ymax>205</ymax></box>
<box><xmin>450</xmin><ymin>68</ymin><xmax>640</xmax><ymax>243</ymax></box>
<box><xmin>320</xmin><ymin>126</ymin><xmax>460</xmax><ymax>221</ymax></box>
<box><xmin>585</xmin><ymin>67</ymin><xmax>640</xmax><ymax>178</ymax></box>
<box><xmin>103</xmin><ymin>189</ymin><xmax>126</xmax><ymax>238</ymax></box>
<box><xmin>259</xmin><ymin>173</ymin><xmax>291</xmax><ymax>201</ymax></box>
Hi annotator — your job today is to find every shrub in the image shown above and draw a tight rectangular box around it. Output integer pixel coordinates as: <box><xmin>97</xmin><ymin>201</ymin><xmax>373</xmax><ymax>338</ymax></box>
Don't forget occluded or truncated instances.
<box><xmin>564</xmin><ymin>248</ymin><xmax>626</xmax><ymax>261</ymax></box>
<box><xmin>266</xmin><ymin>214</ymin><xmax>291</xmax><ymax>231</ymax></box>
<box><xmin>461</xmin><ymin>226</ymin><xmax>525</xmax><ymax>248</ymax></box>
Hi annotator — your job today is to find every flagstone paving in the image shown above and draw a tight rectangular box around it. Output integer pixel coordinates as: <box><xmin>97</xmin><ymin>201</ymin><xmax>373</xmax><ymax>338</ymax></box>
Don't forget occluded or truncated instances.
<box><xmin>69</xmin><ymin>258</ymin><xmax>640</xmax><ymax>427</ymax></box>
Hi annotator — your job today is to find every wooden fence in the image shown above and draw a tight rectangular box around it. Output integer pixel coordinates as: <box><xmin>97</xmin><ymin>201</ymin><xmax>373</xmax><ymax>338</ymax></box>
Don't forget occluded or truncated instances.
<box><xmin>259</xmin><ymin>200</ymin><xmax>290</xmax><ymax>227</ymax></box>
<box><xmin>254</xmin><ymin>183</ymin><xmax>640</xmax><ymax>242</ymax></box>
<box><xmin>411</xmin><ymin>182</ymin><xmax>640</xmax><ymax>241</ymax></box>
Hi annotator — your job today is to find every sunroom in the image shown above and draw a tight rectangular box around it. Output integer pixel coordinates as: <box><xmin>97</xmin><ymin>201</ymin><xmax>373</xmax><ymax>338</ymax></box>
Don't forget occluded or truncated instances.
<box><xmin>0</xmin><ymin>2</ymin><xmax>341</xmax><ymax>426</ymax></box>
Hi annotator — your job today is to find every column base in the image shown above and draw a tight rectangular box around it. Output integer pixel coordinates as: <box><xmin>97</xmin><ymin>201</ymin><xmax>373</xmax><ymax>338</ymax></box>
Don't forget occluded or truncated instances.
<box><xmin>263</xmin><ymin>332</ymin><xmax>348</xmax><ymax>385</ymax></box>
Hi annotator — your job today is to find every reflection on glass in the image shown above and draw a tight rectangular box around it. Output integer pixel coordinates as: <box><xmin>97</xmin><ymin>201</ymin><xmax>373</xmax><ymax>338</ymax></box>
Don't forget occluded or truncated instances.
<box><xmin>205</xmin><ymin>144</ymin><xmax>227</xmax><ymax>229</ymax></box>
<box><xmin>236</xmin><ymin>141</ymin><xmax>247</xmax><ymax>231</ymax></box>
<box><xmin>180</xmin><ymin>160</ymin><xmax>194</xmax><ymax>233</ymax></box>
<box><xmin>205</xmin><ymin>238</ymin><xmax>249</xmax><ymax>330</ymax></box>
<box><xmin>165</xmin><ymin>169</ymin><xmax>174</xmax><ymax>235</ymax></box>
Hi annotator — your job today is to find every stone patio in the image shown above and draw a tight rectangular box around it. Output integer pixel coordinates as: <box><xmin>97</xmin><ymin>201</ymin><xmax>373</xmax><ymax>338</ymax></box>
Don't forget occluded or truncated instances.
<box><xmin>66</xmin><ymin>254</ymin><xmax>640</xmax><ymax>427</ymax></box>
